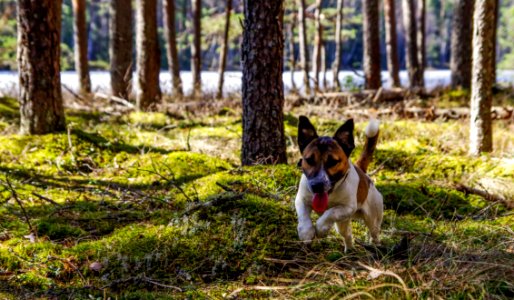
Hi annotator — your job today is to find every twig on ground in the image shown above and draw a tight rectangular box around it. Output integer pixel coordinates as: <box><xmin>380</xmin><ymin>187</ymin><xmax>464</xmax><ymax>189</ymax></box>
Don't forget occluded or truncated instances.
<box><xmin>368</xmin><ymin>158</ymin><xmax>391</xmax><ymax>177</ymax></box>
<box><xmin>3</xmin><ymin>178</ymin><xmax>34</xmax><ymax>233</ymax></box>
<box><xmin>455</xmin><ymin>183</ymin><xmax>513</xmax><ymax>209</ymax></box>
<box><xmin>94</xmin><ymin>92</ymin><xmax>135</xmax><ymax>109</ymax></box>
<box><xmin>63</xmin><ymin>84</ymin><xmax>88</xmax><ymax>104</ymax></box>
<box><xmin>184</xmin><ymin>192</ymin><xmax>244</xmax><ymax>215</ymax></box>
<box><xmin>31</xmin><ymin>192</ymin><xmax>60</xmax><ymax>206</ymax></box>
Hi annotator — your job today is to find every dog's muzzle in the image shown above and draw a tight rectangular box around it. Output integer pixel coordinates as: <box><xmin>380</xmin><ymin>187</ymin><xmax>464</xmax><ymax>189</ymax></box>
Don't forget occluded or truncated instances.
<box><xmin>307</xmin><ymin>168</ymin><xmax>331</xmax><ymax>194</ymax></box>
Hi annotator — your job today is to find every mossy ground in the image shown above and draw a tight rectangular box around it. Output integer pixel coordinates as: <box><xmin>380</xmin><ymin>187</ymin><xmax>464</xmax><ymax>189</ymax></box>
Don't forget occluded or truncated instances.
<box><xmin>0</xmin><ymin>96</ymin><xmax>513</xmax><ymax>299</ymax></box>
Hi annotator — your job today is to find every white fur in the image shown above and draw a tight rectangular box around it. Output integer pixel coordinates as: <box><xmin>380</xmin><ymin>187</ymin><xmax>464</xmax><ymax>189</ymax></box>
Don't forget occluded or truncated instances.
<box><xmin>365</xmin><ymin>118</ymin><xmax>380</xmax><ymax>138</ymax></box>
<box><xmin>295</xmin><ymin>163</ymin><xmax>383</xmax><ymax>252</ymax></box>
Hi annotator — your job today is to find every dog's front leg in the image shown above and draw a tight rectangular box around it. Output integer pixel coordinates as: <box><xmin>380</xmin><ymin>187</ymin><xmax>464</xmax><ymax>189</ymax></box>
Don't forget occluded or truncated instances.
<box><xmin>316</xmin><ymin>202</ymin><xmax>357</xmax><ymax>238</ymax></box>
<box><xmin>295</xmin><ymin>194</ymin><xmax>315</xmax><ymax>241</ymax></box>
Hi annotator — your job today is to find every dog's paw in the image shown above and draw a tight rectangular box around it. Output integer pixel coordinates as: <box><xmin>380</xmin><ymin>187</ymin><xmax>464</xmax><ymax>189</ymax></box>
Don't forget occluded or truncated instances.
<box><xmin>297</xmin><ymin>223</ymin><xmax>315</xmax><ymax>241</ymax></box>
<box><xmin>315</xmin><ymin>220</ymin><xmax>332</xmax><ymax>238</ymax></box>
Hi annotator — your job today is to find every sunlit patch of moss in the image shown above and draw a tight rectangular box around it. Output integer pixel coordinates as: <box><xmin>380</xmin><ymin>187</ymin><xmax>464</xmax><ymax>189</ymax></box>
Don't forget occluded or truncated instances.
<box><xmin>124</xmin><ymin>112</ymin><xmax>169</xmax><ymax>128</ymax></box>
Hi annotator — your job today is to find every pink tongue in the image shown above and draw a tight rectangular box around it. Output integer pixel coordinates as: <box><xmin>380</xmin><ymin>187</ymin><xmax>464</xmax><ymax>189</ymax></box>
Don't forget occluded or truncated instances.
<box><xmin>312</xmin><ymin>192</ymin><xmax>329</xmax><ymax>213</ymax></box>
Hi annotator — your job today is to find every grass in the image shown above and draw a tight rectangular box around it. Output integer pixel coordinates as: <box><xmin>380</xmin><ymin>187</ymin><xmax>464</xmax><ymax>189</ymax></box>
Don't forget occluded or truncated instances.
<box><xmin>0</xmin><ymin>95</ymin><xmax>513</xmax><ymax>299</ymax></box>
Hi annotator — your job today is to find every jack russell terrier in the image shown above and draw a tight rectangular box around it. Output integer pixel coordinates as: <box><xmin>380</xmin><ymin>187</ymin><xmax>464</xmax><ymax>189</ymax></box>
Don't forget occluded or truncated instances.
<box><xmin>294</xmin><ymin>116</ymin><xmax>383</xmax><ymax>251</ymax></box>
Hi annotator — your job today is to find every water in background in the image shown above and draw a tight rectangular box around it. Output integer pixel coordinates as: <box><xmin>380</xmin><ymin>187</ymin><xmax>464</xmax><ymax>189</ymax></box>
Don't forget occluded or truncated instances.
<box><xmin>1</xmin><ymin>70</ymin><xmax>514</xmax><ymax>97</ymax></box>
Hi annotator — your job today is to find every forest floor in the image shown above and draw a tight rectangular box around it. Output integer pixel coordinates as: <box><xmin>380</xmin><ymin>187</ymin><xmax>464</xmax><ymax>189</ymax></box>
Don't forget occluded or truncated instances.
<box><xmin>0</xmin><ymin>91</ymin><xmax>513</xmax><ymax>299</ymax></box>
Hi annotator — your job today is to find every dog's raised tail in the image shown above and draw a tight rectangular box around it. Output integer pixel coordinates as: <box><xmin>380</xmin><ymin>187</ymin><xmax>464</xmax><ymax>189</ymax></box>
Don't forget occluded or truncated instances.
<box><xmin>355</xmin><ymin>118</ymin><xmax>380</xmax><ymax>173</ymax></box>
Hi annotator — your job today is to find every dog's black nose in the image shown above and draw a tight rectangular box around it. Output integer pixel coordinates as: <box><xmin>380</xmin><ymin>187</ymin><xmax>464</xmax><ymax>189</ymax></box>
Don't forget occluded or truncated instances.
<box><xmin>311</xmin><ymin>182</ymin><xmax>325</xmax><ymax>194</ymax></box>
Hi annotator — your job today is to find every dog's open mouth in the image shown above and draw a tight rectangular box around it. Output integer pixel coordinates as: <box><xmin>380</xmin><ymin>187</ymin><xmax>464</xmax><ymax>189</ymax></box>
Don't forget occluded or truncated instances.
<box><xmin>312</xmin><ymin>192</ymin><xmax>329</xmax><ymax>213</ymax></box>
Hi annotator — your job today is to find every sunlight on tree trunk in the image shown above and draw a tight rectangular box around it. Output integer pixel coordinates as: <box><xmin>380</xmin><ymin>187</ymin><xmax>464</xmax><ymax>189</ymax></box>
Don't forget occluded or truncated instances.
<box><xmin>384</xmin><ymin>0</ymin><xmax>401</xmax><ymax>88</ymax></box>
<box><xmin>312</xmin><ymin>0</ymin><xmax>322</xmax><ymax>93</ymax></box>
<box><xmin>136</xmin><ymin>0</ymin><xmax>161</xmax><ymax>111</ymax></box>
<box><xmin>332</xmin><ymin>0</ymin><xmax>343</xmax><ymax>91</ymax></box>
<box><xmin>72</xmin><ymin>0</ymin><xmax>91</xmax><ymax>94</ymax></box>
<box><xmin>469</xmin><ymin>0</ymin><xmax>496</xmax><ymax>155</ymax></box>
<box><xmin>17</xmin><ymin>0</ymin><xmax>66</xmax><ymax>134</ymax></box>
<box><xmin>402</xmin><ymin>0</ymin><xmax>423</xmax><ymax>88</ymax></box>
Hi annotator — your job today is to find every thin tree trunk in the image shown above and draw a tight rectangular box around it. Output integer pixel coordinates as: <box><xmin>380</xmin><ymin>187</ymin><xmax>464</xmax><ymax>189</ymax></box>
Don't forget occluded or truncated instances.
<box><xmin>384</xmin><ymin>0</ymin><xmax>401</xmax><ymax>87</ymax></box>
<box><xmin>216</xmin><ymin>0</ymin><xmax>232</xmax><ymax>99</ymax></box>
<box><xmin>136</xmin><ymin>0</ymin><xmax>161</xmax><ymax>111</ymax></box>
<box><xmin>450</xmin><ymin>0</ymin><xmax>475</xmax><ymax>89</ymax></box>
<box><xmin>402</xmin><ymin>0</ymin><xmax>423</xmax><ymax>88</ymax></box>
<box><xmin>297</xmin><ymin>0</ymin><xmax>310</xmax><ymax>95</ymax></box>
<box><xmin>191</xmin><ymin>0</ymin><xmax>202</xmax><ymax>97</ymax></box>
<box><xmin>72</xmin><ymin>0</ymin><xmax>91</xmax><ymax>94</ymax></box>
<box><xmin>312</xmin><ymin>0</ymin><xmax>322</xmax><ymax>92</ymax></box>
<box><xmin>287</xmin><ymin>16</ymin><xmax>298</xmax><ymax>93</ymax></box>
<box><xmin>416</xmin><ymin>0</ymin><xmax>426</xmax><ymax>72</ymax></box>
<box><xmin>241</xmin><ymin>0</ymin><xmax>287</xmax><ymax>165</ymax></box>
<box><xmin>18</xmin><ymin>0</ymin><xmax>66</xmax><ymax>134</ymax></box>
<box><xmin>163</xmin><ymin>0</ymin><xmax>184</xmax><ymax>98</ymax></box>
<box><xmin>492</xmin><ymin>0</ymin><xmax>499</xmax><ymax>84</ymax></box>
<box><xmin>332</xmin><ymin>0</ymin><xmax>343</xmax><ymax>90</ymax></box>
<box><xmin>110</xmin><ymin>0</ymin><xmax>133</xmax><ymax>99</ymax></box>
<box><xmin>469</xmin><ymin>0</ymin><xmax>496</xmax><ymax>155</ymax></box>
<box><xmin>363</xmin><ymin>0</ymin><xmax>381</xmax><ymax>89</ymax></box>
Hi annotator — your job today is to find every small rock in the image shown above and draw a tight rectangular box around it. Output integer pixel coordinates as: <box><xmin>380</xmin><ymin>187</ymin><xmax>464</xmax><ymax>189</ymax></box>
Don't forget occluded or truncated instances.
<box><xmin>89</xmin><ymin>261</ymin><xmax>103</xmax><ymax>272</ymax></box>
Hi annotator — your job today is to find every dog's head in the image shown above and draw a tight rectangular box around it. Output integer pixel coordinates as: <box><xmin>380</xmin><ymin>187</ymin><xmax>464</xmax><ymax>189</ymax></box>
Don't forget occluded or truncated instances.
<box><xmin>297</xmin><ymin>116</ymin><xmax>355</xmax><ymax>194</ymax></box>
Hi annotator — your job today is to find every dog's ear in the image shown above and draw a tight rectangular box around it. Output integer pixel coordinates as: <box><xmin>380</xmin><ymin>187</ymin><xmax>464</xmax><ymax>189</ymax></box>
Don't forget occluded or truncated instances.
<box><xmin>334</xmin><ymin>119</ymin><xmax>355</xmax><ymax>157</ymax></box>
<box><xmin>298</xmin><ymin>116</ymin><xmax>318</xmax><ymax>153</ymax></box>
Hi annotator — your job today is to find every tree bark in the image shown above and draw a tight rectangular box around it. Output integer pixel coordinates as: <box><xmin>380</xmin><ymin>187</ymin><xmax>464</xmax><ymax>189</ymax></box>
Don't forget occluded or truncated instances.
<box><xmin>191</xmin><ymin>0</ymin><xmax>202</xmax><ymax>97</ymax></box>
<box><xmin>216</xmin><ymin>0</ymin><xmax>232</xmax><ymax>99</ymax></box>
<box><xmin>416</xmin><ymin>0</ymin><xmax>426</xmax><ymax>83</ymax></box>
<box><xmin>241</xmin><ymin>0</ymin><xmax>287</xmax><ymax>165</ymax></box>
<box><xmin>72</xmin><ymin>0</ymin><xmax>91</xmax><ymax>94</ymax></box>
<box><xmin>332</xmin><ymin>0</ymin><xmax>343</xmax><ymax>90</ymax></box>
<box><xmin>297</xmin><ymin>0</ymin><xmax>310</xmax><ymax>95</ymax></box>
<box><xmin>384</xmin><ymin>0</ymin><xmax>401</xmax><ymax>88</ymax></box>
<box><xmin>110</xmin><ymin>0</ymin><xmax>133</xmax><ymax>99</ymax></box>
<box><xmin>402</xmin><ymin>0</ymin><xmax>423</xmax><ymax>88</ymax></box>
<box><xmin>362</xmin><ymin>0</ymin><xmax>381</xmax><ymax>89</ymax></box>
<box><xmin>491</xmin><ymin>0</ymin><xmax>499</xmax><ymax>84</ymax></box>
<box><xmin>312</xmin><ymin>0</ymin><xmax>322</xmax><ymax>92</ymax></box>
<box><xmin>163</xmin><ymin>0</ymin><xmax>184</xmax><ymax>98</ymax></box>
<box><xmin>136</xmin><ymin>0</ymin><xmax>161</xmax><ymax>111</ymax></box>
<box><xmin>17</xmin><ymin>0</ymin><xmax>66</xmax><ymax>134</ymax></box>
<box><xmin>450</xmin><ymin>0</ymin><xmax>475</xmax><ymax>89</ymax></box>
<box><xmin>469</xmin><ymin>0</ymin><xmax>496</xmax><ymax>155</ymax></box>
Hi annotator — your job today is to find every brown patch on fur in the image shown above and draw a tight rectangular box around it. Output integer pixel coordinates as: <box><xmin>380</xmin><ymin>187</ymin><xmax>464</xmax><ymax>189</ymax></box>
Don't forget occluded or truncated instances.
<box><xmin>355</xmin><ymin>166</ymin><xmax>371</xmax><ymax>204</ymax></box>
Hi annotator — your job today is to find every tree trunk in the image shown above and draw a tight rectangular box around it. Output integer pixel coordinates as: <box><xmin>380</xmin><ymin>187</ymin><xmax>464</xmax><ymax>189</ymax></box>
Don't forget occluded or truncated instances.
<box><xmin>297</xmin><ymin>0</ymin><xmax>310</xmax><ymax>95</ymax></box>
<box><xmin>17</xmin><ymin>0</ymin><xmax>66</xmax><ymax>134</ymax></box>
<box><xmin>216</xmin><ymin>0</ymin><xmax>232</xmax><ymax>99</ymax></box>
<box><xmin>110</xmin><ymin>0</ymin><xmax>133</xmax><ymax>99</ymax></box>
<box><xmin>384</xmin><ymin>0</ymin><xmax>401</xmax><ymax>88</ymax></box>
<box><xmin>136</xmin><ymin>0</ymin><xmax>161</xmax><ymax>111</ymax></box>
<box><xmin>450</xmin><ymin>0</ymin><xmax>475</xmax><ymax>89</ymax></box>
<box><xmin>163</xmin><ymin>0</ymin><xmax>184</xmax><ymax>98</ymax></box>
<box><xmin>191</xmin><ymin>0</ymin><xmax>202</xmax><ymax>97</ymax></box>
<box><xmin>72</xmin><ymin>0</ymin><xmax>91</xmax><ymax>94</ymax></box>
<box><xmin>287</xmin><ymin>15</ymin><xmax>297</xmax><ymax>93</ymax></box>
<box><xmin>402</xmin><ymin>0</ymin><xmax>423</xmax><ymax>88</ymax></box>
<box><xmin>416</xmin><ymin>0</ymin><xmax>426</xmax><ymax>83</ymax></box>
<box><xmin>332</xmin><ymin>0</ymin><xmax>343</xmax><ymax>90</ymax></box>
<box><xmin>362</xmin><ymin>0</ymin><xmax>381</xmax><ymax>89</ymax></box>
<box><xmin>312</xmin><ymin>0</ymin><xmax>322</xmax><ymax>92</ymax></box>
<box><xmin>241</xmin><ymin>0</ymin><xmax>287</xmax><ymax>165</ymax></box>
<box><xmin>469</xmin><ymin>0</ymin><xmax>496</xmax><ymax>155</ymax></box>
<box><xmin>491</xmin><ymin>0</ymin><xmax>499</xmax><ymax>84</ymax></box>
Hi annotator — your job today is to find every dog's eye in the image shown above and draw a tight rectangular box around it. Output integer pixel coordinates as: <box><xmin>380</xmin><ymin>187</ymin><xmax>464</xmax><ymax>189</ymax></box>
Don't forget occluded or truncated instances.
<box><xmin>305</xmin><ymin>156</ymin><xmax>316</xmax><ymax>166</ymax></box>
<box><xmin>325</xmin><ymin>157</ymin><xmax>341</xmax><ymax>168</ymax></box>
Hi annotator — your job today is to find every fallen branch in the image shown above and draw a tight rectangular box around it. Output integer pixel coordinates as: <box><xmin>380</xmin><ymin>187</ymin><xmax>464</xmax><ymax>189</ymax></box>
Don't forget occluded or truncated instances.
<box><xmin>32</xmin><ymin>192</ymin><xmax>60</xmax><ymax>206</ymax></box>
<box><xmin>94</xmin><ymin>92</ymin><xmax>135</xmax><ymax>109</ymax></box>
<box><xmin>455</xmin><ymin>184</ymin><xmax>513</xmax><ymax>209</ymax></box>
<box><xmin>3</xmin><ymin>178</ymin><xmax>34</xmax><ymax>234</ymax></box>
<box><xmin>184</xmin><ymin>192</ymin><xmax>244</xmax><ymax>215</ymax></box>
